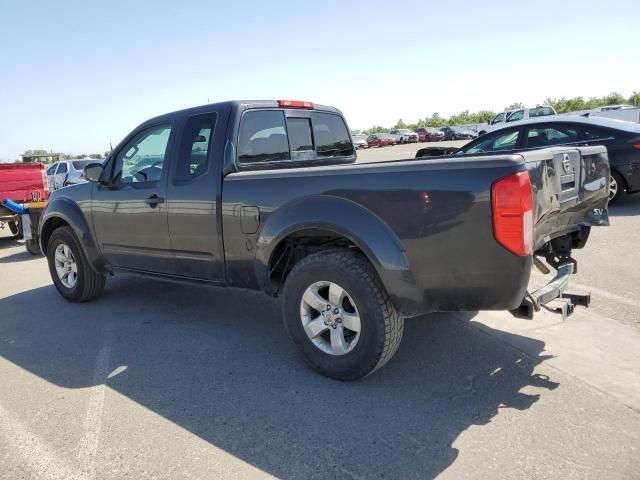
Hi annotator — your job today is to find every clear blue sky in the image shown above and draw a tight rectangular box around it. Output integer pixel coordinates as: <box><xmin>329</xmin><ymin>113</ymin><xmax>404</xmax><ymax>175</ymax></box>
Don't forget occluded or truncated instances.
<box><xmin>1</xmin><ymin>0</ymin><xmax>638</xmax><ymax>160</ymax></box>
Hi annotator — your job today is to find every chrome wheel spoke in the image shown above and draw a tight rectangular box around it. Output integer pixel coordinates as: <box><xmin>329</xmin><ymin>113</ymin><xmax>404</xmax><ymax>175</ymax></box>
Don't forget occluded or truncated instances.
<box><xmin>304</xmin><ymin>316</ymin><xmax>329</xmax><ymax>339</ymax></box>
<box><xmin>302</xmin><ymin>288</ymin><xmax>327</xmax><ymax>313</ymax></box>
<box><xmin>328</xmin><ymin>283</ymin><xmax>345</xmax><ymax>306</ymax></box>
<box><xmin>341</xmin><ymin>312</ymin><xmax>361</xmax><ymax>333</ymax></box>
<box><xmin>330</xmin><ymin>326</ymin><xmax>348</xmax><ymax>355</ymax></box>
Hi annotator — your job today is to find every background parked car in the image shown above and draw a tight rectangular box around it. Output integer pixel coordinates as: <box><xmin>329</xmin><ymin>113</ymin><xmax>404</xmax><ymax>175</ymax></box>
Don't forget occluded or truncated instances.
<box><xmin>388</xmin><ymin>129</ymin><xmax>418</xmax><ymax>143</ymax></box>
<box><xmin>440</xmin><ymin>127</ymin><xmax>476</xmax><ymax>141</ymax></box>
<box><xmin>443</xmin><ymin>116</ymin><xmax>640</xmax><ymax>203</ymax></box>
<box><xmin>352</xmin><ymin>134</ymin><xmax>369</xmax><ymax>149</ymax></box>
<box><xmin>367</xmin><ymin>133</ymin><xmax>397</xmax><ymax>147</ymax></box>
<box><xmin>414</xmin><ymin>127</ymin><xmax>445</xmax><ymax>142</ymax></box>
<box><xmin>480</xmin><ymin>105</ymin><xmax>557</xmax><ymax>135</ymax></box>
<box><xmin>46</xmin><ymin>159</ymin><xmax>102</xmax><ymax>190</ymax></box>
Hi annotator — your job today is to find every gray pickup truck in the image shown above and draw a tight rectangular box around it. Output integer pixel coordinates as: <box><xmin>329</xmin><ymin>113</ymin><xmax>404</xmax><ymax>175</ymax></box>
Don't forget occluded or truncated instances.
<box><xmin>39</xmin><ymin>100</ymin><xmax>610</xmax><ymax>380</ymax></box>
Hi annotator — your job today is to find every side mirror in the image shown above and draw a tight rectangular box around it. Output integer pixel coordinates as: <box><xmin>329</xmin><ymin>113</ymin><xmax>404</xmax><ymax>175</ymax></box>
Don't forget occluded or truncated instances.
<box><xmin>84</xmin><ymin>163</ymin><xmax>104</xmax><ymax>182</ymax></box>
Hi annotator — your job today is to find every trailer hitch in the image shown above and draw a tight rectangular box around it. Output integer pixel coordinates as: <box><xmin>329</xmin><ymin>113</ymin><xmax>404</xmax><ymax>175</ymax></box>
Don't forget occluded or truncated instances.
<box><xmin>510</xmin><ymin>260</ymin><xmax>591</xmax><ymax>320</ymax></box>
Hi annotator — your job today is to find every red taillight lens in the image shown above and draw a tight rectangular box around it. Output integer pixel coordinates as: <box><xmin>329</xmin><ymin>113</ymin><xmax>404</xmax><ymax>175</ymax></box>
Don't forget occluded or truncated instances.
<box><xmin>41</xmin><ymin>169</ymin><xmax>49</xmax><ymax>193</ymax></box>
<box><xmin>632</xmin><ymin>143</ymin><xmax>640</xmax><ymax>150</ymax></box>
<box><xmin>492</xmin><ymin>171</ymin><xmax>534</xmax><ymax>256</ymax></box>
<box><xmin>277</xmin><ymin>100</ymin><xmax>314</xmax><ymax>109</ymax></box>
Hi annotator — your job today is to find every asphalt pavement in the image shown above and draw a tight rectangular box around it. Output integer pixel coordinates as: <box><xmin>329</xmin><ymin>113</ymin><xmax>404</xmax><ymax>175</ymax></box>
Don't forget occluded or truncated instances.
<box><xmin>1</xmin><ymin>166</ymin><xmax>639</xmax><ymax>478</ymax></box>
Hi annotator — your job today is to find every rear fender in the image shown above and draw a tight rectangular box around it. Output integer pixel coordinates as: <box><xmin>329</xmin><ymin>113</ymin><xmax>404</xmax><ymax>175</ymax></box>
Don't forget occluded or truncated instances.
<box><xmin>255</xmin><ymin>195</ymin><xmax>422</xmax><ymax>316</ymax></box>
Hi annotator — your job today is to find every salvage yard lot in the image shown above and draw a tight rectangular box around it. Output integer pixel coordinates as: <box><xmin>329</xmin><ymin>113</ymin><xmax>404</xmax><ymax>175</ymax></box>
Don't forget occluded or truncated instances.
<box><xmin>1</xmin><ymin>158</ymin><xmax>640</xmax><ymax>478</ymax></box>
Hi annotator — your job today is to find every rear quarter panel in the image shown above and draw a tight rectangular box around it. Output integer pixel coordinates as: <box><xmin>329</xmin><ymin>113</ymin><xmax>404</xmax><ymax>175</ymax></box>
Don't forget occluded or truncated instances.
<box><xmin>222</xmin><ymin>156</ymin><xmax>532</xmax><ymax>315</ymax></box>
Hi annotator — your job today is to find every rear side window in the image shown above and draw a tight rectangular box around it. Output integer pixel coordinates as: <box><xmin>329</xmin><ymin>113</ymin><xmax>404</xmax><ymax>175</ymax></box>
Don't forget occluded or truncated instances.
<box><xmin>176</xmin><ymin>113</ymin><xmax>217</xmax><ymax>181</ymax></box>
<box><xmin>582</xmin><ymin>126</ymin><xmax>613</xmax><ymax>141</ymax></box>
<box><xmin>57</xmin><ymin>162</ymin><xmax>68</xmax><ymax>173</ymax></box>
<box><xmin>526</xmin><ymin>126</ymin><xmax>578</xmax><ymax>148</ymax></box>
<box><xmin>238</xmin><ymin>111</ymin><xmax>290</xmax><ymax>164</ymax></box>
<box><xmin>312</xmin><ymin>112</ymin><xmax>354</xmax><ymax>158</ymax></box>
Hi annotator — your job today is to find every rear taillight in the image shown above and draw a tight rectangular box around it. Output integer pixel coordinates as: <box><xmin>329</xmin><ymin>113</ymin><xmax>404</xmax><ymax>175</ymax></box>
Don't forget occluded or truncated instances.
<box><xmin>41</xmin><ymin>169</ymin><xmax>49</xmax><ymax>193</ymax></box>
<box><xmin>632</xmin><ymin>143</ymin><xmax>640</xmax><ymax>150</ymax></box>
<box><xmin>492</xmin><ymin>171</ymin><xmax>534</xmax><ymax>256</ymax></box>
<box><xmin>277</xmin><ymin>100</ymin><xmax>314</xmax><ymax>109</ymax></box>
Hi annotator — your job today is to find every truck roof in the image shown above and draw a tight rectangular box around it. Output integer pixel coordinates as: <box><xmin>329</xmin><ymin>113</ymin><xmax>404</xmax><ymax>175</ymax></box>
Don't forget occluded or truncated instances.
<box><xmin>140</xmin><ymin>100</ymin><xmax>343</xmax><ymax>127</ymax></box>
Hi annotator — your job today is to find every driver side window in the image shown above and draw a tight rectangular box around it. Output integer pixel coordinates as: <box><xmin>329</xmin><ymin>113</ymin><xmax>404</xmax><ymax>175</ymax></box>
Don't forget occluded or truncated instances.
<box><xmin>112</xmin><ymin>124</ymin><xmax>171</xmax><ymax>185</ymax></box>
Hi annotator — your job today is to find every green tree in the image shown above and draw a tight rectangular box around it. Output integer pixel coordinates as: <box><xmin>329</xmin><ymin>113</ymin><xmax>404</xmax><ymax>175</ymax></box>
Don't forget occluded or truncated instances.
<box><xmin>89</xmin><ymin>153</ymin><xmax>103</xmax><ymax>160</ymax></box>
<box><xmin>629</xmin><ymin>91</ymin><xmax>640</xmax><ymax>107</ymax></box>
<box><xmin>393</xmin><ymin>119</ymin><xmax>407</xmax><ymax>129</ymax></box>
<box><xmin>505</xmin><ymin>102</ymin><xmax>524</xmax><ymax>110</ymax></box>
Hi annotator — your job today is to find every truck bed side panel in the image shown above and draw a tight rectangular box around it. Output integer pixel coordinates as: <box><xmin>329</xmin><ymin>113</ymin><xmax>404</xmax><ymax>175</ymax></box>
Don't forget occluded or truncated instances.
<box><xmin>222</xmin><ymin>156</ymin><xmax>531</xmax><ymax>315</ymax></box>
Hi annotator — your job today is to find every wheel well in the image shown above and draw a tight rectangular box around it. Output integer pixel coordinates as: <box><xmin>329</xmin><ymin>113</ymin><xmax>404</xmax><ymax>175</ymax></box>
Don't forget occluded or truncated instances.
<box><xmin>268</xmin><ymin>229</ymin><xmax>362</xmax><ymax>295</ymax></box>
<box><xmin>611</xmin><ymin>169</ymin><xmax>628</xmax><ymax>189</ymax></box>
<box><xmin>40</xmin><ymin>217</ymin><xmax>70</xmax><ymax>255</ymax></box>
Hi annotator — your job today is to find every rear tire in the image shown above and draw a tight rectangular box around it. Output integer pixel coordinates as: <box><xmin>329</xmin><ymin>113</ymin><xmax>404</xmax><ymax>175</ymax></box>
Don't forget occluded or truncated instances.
<box><xmin>8</xmin><ymin>217</ymin><xmax>23</xmax><ymax>239</ymax></box>
<box><xmin>609</xmin><ymin>171</ymin><xmax>624</xmax><ymax>204</ymax></box>
<box><xmin>47</xmin><ymin>226</ymin><xmax>105</xmax><ymax>302</ymax></box>
<box><xmin>282</xmin><ymin>249</ymin><xmax>404</xmax><ymax>381</ymax></box>
<box><xmin>25</xmin><ymin>239</ymin><xmax>42</xmax><ymax>255</ymax></box>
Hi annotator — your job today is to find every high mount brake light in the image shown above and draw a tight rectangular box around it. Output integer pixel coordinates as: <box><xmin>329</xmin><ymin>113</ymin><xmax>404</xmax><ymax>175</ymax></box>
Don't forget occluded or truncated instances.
<box><xmin>277</xmin><ymin>100</ymin><xmax>314</xmax><ymax>109</ymax></box>
<box><xmin>492</xmin><ymin>171</ymin><xmax>534</xmax><ymax>256</ymax></box>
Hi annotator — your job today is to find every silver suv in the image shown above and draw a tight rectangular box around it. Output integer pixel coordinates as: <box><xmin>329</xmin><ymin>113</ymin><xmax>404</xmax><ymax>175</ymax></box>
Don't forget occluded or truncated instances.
<box><xmin>46</xmin><ymin>159</ymin><xmax>102</xmax><ymax>190</ymax></box>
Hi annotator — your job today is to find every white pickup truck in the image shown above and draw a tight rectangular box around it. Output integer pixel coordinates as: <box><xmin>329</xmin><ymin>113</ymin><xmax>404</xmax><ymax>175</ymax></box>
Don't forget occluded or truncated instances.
<box><xmin>479</xmin><ymin>106</ymin><xmax>557</xmax><ymax>136</ymax></box>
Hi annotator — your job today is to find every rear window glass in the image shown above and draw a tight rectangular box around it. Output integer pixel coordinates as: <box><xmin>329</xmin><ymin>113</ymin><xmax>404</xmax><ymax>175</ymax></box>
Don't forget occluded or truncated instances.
<box><xmin>312</xmin><ymin>112</ymin><xmax>354</xmax><ymax>158</ymax></box>
<box><xmin>72</xmin><ymin>160</ymin><xmax>94</xmax><ymax>170</ymax></box>
<box><xmin>238</xmin><ymin>111</ymin><xmax>290</xmax><ymax>164</ymax></box>
<box><xmin>287</xmin><ymin>118</ymin><xmax>313</xmax><ymax>152</ymax></box>
<box><xmin>529</xmin><ymin>107</ymin><xmax>555</xmax><ymax>117</ymax></box>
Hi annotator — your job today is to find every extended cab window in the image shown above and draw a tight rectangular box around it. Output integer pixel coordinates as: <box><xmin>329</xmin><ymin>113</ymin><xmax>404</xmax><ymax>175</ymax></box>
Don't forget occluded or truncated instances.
<box><xmin>112</xmin><ymin>124</ymin><xmax>171</xmax><ymax>185</ymax></box>
<box><xmin>463</xmin><ymin>129</ymin><xmax>520</xmax><ymax>154</ymax></box>
<box><xmin>238</xmin><ymin>111</ymin><xmax>290</xmax><ymax>164</ymax></box>
<box><xmin>312</xmin><ymin>112</ymin><xmax>354</xmax><ymax>158</ymax></box>
<box><xmin>57</xmin><ymin>162</ymin><xmax>68</xmax><ymax>174</ymax></box>
<box><xmin>47</xmin><ymin>164</ymin><xmax>58</xmax><ymax>175</ymax></box>
<box><xmin>526</xmin><ymin>126</ymin><xmax>578</xmax><ymax>148</ymax></box>
<box><xmin>176</xmin><ymin>113</ymin><xmax>216</xmax><ymax>181</ymax></box>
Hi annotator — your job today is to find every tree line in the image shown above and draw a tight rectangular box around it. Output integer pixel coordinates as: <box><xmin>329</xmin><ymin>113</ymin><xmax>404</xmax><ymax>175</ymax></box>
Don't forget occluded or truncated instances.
<box><xmin>22</xmin><ymin>149</ymin><xmax>108</xmax><ymax>160</ymax></box>
<box><xmin>355</xmin><ymin>90</ymin><xmax>640</xmax><ymax>135</ymax></box>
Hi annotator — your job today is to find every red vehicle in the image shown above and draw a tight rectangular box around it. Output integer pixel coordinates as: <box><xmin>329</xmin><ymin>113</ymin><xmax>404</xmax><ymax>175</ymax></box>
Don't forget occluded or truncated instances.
<box><xmin>414</xmin><ymin>127</ymin><xmax>445</xmax><ymax>142</ymax></box>
<box><xmin>366</xmin><ymin>133</ymin><xmax>397</xmax><ymax>147</ymax></box>
<box><xmin>0</xmin><ymin>163</ymin><xmax>49</xmax><ymax>239</ymax></box>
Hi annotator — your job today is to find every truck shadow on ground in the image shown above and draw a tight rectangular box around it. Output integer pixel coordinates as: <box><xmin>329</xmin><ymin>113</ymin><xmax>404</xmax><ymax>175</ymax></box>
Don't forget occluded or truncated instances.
<box><xmin>0</xmin><ymin>277</ymin><xmax>558</xmax><ymax>479</ymax></box>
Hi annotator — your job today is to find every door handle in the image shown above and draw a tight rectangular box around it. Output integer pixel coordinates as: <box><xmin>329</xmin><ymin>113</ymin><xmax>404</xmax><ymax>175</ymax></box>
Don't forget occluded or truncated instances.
<box><xmin>145</xmin><ymin>194</ymin><xmax>165</xmax><ymax>207</ymax></box>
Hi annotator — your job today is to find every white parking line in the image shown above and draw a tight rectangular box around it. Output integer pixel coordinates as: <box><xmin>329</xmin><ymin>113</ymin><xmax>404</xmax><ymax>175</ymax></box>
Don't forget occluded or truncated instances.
<box><xmin>0</xmin><ymin>401</ymin><xmax>86</xmax><ymax>480</ymax></box>
<box><xmin>76</xmin><ymin>328</ymin><xmax>113</xmax><ymax>479</ymax></box>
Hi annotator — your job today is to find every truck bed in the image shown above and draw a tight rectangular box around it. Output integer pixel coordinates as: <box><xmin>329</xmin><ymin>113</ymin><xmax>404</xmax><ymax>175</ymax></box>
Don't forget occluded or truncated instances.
<box><xmin>222</xmin><ymin>146</ymin><xmax>609</xmax><ymax>316</ymax></box>
<box><xmin>0</xmin><ymin>163</ymin><xmax>48</xmax><ymax>203</ymax></box>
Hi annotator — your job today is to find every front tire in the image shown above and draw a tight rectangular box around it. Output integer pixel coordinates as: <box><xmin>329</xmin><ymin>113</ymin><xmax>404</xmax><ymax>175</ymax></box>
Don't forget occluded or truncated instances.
<box><xmin>47</xmin><ymin>226</ymin><xmax>105</xmax><ymax>302</ymax></box>
<box><xmin>282</xmin><ymin>249</ymin><xmax>404</xmax><ymax>381</ymax></box>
